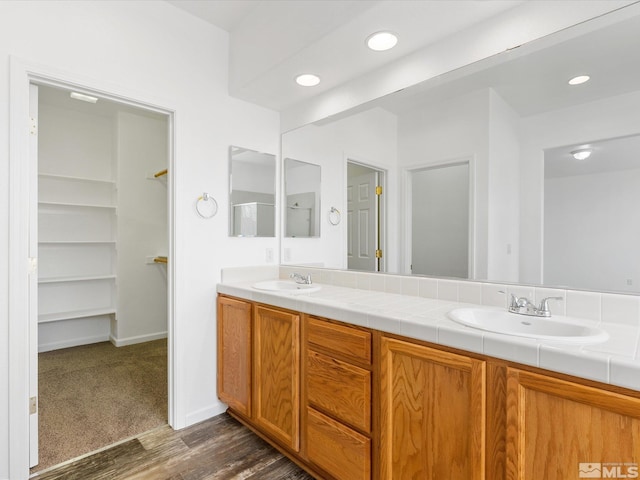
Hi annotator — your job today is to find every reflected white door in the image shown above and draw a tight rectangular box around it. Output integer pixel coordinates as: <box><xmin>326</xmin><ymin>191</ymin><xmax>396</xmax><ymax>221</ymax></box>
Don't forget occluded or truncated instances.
<box><xmin>348</xmin><ymin>169</ymin><xmax>379</xmax><ymax>271</ymax></box>
<box><xmin>411</xmin><ymin>162</ymin><xmax>469</xmax><ymax>278</ymax></box>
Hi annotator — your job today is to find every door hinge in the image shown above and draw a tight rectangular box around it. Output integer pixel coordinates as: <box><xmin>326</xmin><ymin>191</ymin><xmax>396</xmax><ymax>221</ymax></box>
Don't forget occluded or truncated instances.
<box><xmin>28</xmin><ymin>257</ymin><xmax>38</xmax><ymax>274</ymax></box>
<box><xmin>375</xmin><ymin>185</ymin><xmax>383</xmax><ymax>195</ymax></box>
<box><xmin>29</xmin><ymin>396</ymin><xmax>37</xmax><ymax>415</ymax></box>
<box><xmin>375</xmin><ymin>249</ymin><xmax>383</xmax><ymax>258</ymax></box>
<box><xmin>29</xmin><ymin>117</ymin><xmax>37</xmax><ymax>136</ymax></box>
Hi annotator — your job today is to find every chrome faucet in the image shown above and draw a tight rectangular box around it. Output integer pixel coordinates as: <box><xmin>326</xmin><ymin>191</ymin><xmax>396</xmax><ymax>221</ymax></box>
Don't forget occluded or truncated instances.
<box><xmin>506</xmin><ymin>293</ymin><xmax>563</xmax><ymax>317</ymax></box>
<box><xmin>290</xmin><ymin>272</ymin><xmax>312</xmax><ymax>285</ymax></box>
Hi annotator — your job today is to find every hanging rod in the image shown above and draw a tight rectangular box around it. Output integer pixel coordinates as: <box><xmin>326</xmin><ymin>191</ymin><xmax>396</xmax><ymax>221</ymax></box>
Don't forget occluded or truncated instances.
<box><xmin>153</xmin><ymin>256</ymin><xmax>168</xmax><ymax>264</ymax></box>
<box><xmin>154</xmin><ymin>169</ymin><xmax>168</xmax><ymax>178</ymax></box>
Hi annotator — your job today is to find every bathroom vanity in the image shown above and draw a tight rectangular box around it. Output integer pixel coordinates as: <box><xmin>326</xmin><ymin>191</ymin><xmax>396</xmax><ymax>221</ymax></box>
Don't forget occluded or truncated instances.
<box><xmin>217</xmin><ymin>277</ymin><xmax>640</xmax><ymax>480</ymax></box>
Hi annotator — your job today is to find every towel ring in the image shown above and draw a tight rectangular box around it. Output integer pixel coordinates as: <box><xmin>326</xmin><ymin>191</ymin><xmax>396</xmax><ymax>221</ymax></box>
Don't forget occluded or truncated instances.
<box><xmin>328</xmin><ymin>207</ymin><xmax>341</xmax><ymax>226</ymax></box>
<box><xmin>196</xmin><ymin>192</ymin><xmax>218</xmax><ymax>219</ymax></box>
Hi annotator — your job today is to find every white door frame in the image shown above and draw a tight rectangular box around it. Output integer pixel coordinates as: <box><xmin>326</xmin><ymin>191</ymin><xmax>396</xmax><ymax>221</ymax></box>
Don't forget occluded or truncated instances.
<box><xmin>8</xmin><ymin>56</ymin><xmax>178</xmax><ymax>478</ymax></box>
<box><xmin>402</xmin><ymin>156</ymin><xmax>476</xmax><ymax>278</ymax></box>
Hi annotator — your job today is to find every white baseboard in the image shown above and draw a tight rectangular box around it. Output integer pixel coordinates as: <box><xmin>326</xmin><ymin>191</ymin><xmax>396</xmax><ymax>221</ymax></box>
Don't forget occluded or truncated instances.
<box><xmin>38</xmin><ymin>334</ymin><xmax>111</xmax><ymax>353</ymax></box>
<box><xmin>109</xmin><ymin>331</ymin><xmax>168</xmax><ymax>347</ymax></box>
<box><xmin>182</xmin><ymin>401</ymin><xmax>227</xmax><ymax>429</ymax></box>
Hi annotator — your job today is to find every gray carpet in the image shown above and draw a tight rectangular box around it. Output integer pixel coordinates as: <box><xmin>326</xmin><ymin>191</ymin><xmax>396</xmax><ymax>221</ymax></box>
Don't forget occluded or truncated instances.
<box><xmin>32</xmin><ymin>339</ymin><xmax>168</xmax><ymax>473</ymax></box>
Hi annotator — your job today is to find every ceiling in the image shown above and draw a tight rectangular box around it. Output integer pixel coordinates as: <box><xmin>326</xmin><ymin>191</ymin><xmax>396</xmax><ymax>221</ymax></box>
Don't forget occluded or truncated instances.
<box><xmin>372</xmin><ymin>12</ymin><xmax>640</xmax><ymax>118</ymax></box>
<box><xmin>166</xmin><ymin>0</ymin><xmax>523</xmax><ymax>111</ymax></box>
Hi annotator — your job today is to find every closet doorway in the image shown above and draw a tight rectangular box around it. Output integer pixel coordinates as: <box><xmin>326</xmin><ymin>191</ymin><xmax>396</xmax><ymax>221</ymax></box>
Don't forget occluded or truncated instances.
<box><xmin>32</xmin><ymin>84</ymin><xmax>170</xmax><ymax>471</ymax></box>
<box><xmin>407</xmin><ymin>160</ymin><xmax>471</xmax><ymax>278</ymax></box>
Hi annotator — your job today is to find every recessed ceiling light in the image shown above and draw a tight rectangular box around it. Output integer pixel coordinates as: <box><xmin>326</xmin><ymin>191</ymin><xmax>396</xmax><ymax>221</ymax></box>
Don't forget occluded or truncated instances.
<box><xmin>295</xmin><ymin>74</ymin><xmax>320</xmax><ymax>87</ymax></box>
<box><xmin>571</xmin><ymin>148</ymin><xmax>592</xmax><ymax>160</ymax></box>
<box><xmin>568</xmin><ymin>75</ymin><xmax>590</xmax><ymax>86</ymax></box>
<box><xmin>70</xmin><ymin>91</ymin><xmax>98</xmax><ymax>103</ymax></box>
<box><xmin>366</xmin><ymin>31</ymin><xmax>398</xmax><ymax>51</ymax></box>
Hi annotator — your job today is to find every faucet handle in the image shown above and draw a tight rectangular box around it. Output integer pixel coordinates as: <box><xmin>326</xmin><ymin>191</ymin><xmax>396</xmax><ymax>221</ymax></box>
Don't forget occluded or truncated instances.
<box><xmin>499</xmin><ymin>290</ymin><xmax>519</xmax><ymax>308</ymax></box>
<box><xmin>538</xmin><ymin>296</ymin><xmax>563</xmax><ymax>316</ymax></box>
<box><xmin>289</xmin><ymin>272</ymin><xmax>312</xmax><ymax>285</ymax></box>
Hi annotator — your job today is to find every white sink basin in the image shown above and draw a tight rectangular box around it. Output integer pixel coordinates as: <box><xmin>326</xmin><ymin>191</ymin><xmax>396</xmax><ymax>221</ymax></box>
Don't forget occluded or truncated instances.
<box><xmin>252</xmin><ymin>280</ymin><xmax>321</xmax><ymax>295</ymax></box>
<box><xmin>447</xmin><ymin>308</ymin><xmax>609</xmax><ymax>344</ymax></box>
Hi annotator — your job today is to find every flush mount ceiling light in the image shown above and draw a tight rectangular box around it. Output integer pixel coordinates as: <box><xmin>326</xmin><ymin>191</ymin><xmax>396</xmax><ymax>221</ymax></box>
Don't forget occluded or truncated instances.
<box><xmin>70</xmin><ymin>91</ymin><xmax>98</xmax><ymax>103</ymax></box>
<box><xmin>295</xmin><ymin>74</ymin><xmax>320</xmax><ymax>87</ymax></box>
<box><xmin>366</xmin><ymin>31</ymin><xmax>398</xmax><ymax>51</ymax></box>
<box><xmin>571</xmin><ymin>148</ymin><xmax>592</xmax><ymax>160</ymax></box>
<box><xmin>568</xmin><ymin>75</ymin><xmax>590</xmax><ymax>86</ymax></box>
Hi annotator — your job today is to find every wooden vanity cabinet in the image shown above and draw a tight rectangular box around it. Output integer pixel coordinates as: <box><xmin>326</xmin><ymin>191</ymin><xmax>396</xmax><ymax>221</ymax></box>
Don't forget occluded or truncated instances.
<box><xmin>217</xmin><ymin>296</ymin><xmax>252</xmax><ymax>417</ymax></box>
<box><xmin>217</xmin><ymin>297</ymin><xmax>301</xmax><ymax>453</ymax></box>
<box><xmin>506</xmin><ymin>367</ymin><xmax>640</xmax><ymax>480</ymax></box>
<box><xmin>303</xmin><ymin>316</ymin><xmax>374</xmax><ymax>480</ymax></box>
<box><xmin>379</xmin><ymin>336</ymin><xmax>487</xmax><ymax>480</ymax></box>
<box><xmin>217</xmin><ymin>294</ymin><xmax>640</xmax><ymax>480</ymax></box>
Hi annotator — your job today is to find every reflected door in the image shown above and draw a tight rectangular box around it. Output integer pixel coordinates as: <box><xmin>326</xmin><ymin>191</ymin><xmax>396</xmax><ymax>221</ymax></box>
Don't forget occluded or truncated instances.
<box><xmin>411</xmin><ymin>162</ymin><xmax>469</xmax><ymax>278</ymax></box>
<box><xmin>348</xmin><ymin>165</ymin><xmax>380</xmax><ymax>271</ymax></box>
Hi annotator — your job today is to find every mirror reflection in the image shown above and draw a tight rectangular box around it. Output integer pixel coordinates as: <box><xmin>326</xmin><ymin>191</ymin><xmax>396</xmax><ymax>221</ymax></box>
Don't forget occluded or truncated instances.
<box><xmin>347</xmin><ymin>162</ymin><xmax>385</xmax><ymax>272</ymax></box>
<box><xmin>280</xmin><ymin>11</ymin><xmax>640</xmax><ymax>293</ymax></box>
<box><xmin>544</xmin><ymin>134</ymin><xmax>640</xmax><ymax>293</ymax></box>
<box><xmin>409</xmin><ymin>161</ymin><xmax>470</xmax><ymax>279</ymax></box>
<box><xmin>229</xmin><ymin>146</ymin><xmax>276</xmax><ymax>237</ymax></box>
<box><xmin>284</xmin><ymin>158</ymin><xmax>321</xmax><ymax>238</ymax></box>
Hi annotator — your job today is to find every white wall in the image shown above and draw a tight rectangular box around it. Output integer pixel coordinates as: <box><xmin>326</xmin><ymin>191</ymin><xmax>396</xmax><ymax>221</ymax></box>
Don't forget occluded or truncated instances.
<box><xmin>397</xmin><ymin>89</ymin><xmax>490</xmax><ymax>278</ymax></box>
<box><xmin>0</xmin><ymin>2</ymin><xmax>279</xmax><ymax>478</ymax></box>
<box><xmin>115</xmin><ymin>111</ymin><xmax>168</xmax><ymax>345</ymax></box>
<box><xmin>487</xmin><ymin>90</ymin><xmax>520</xmax><ymax>282</ymax></box>
<box><xmin>281</xmin><ymin>107</ymin><xmax>398</xmax><ymax>270</ymax></box>
<box><xmin>232</xmin><ymin>160</ymin><xmax>275</xmax><ymax>194</ymax></box>
<box><xmin>518</xmin><ymin>90</ymin><xmax>640</xmax><ymax>284</ymax></box>
<box><xmin>38</xmin><ymin>103</ymin><xmax>114</xmax><ymax>178</ymax></box>
<box><xmin>545</xmin><ymin>168</ymin><xmax>640</xmax><ymax>292</ymax></box>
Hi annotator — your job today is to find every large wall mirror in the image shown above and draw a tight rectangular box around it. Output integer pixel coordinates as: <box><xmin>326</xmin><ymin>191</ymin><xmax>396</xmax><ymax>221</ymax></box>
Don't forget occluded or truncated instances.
<box><xmin>280</xmin><ymin>8</ymin><xmax>640</xmax><ymax>294</ymax></box>
<box><xmin>283</xmin><ymin>158</ymin><xmax>321</xmax><ymax>238</ymax></box>
<box><xmin>229</xmin><ymin>146</ymin><xmax>276</xmax><ymax>237</ymax></box>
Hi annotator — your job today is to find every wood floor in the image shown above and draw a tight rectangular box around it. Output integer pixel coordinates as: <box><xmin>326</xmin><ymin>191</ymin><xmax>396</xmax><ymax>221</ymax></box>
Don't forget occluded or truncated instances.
<box><xmin>31</xmin><ymin>413</ymin><xmax>315</xmax><ymax>480</ymax></box>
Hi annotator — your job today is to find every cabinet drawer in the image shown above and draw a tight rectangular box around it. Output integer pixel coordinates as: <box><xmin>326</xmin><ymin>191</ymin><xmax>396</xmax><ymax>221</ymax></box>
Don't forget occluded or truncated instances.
<box><xmin>307</xmin><ymin>317</ymin><xmax>371</xmax><ymax>364</ymax></box>
<box><xmin>306</xmin><ymin>407</ymin><xmax>371</xmax><ymax>480</ymax></box>
<box><xmin>307</xmin><ymin>350</ymin><xmax>371</xmax><ymax>432</ymax></box>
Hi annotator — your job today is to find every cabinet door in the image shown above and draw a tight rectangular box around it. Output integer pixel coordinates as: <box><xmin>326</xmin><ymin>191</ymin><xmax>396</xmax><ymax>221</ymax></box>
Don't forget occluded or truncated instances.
<box><xmin>217</xmin><ymin>296</ymin><xmax>252</xmax><ymax>417</ymax></box>
<box><xmin>506</xmin><ymin>368</ymin><xmax>640</xmax><ymax>480</ymax></box>
<box><xmin>380</xmin><ymin>337</ymin><xmax>486</xmax><ymax>480</ymax></box>
<box><xmin>254</xmin><ymin>305</ymin><xmax>301</xmax><ymax>451</ymax></box>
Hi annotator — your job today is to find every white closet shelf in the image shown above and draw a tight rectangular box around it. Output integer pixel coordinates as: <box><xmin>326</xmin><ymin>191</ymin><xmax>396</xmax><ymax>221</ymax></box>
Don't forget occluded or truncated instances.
<box><xmin>38</xmin><ymin>172</ymin><xmax>116</xmax><ymax>185</ymax></box>
<box><xmin>39</xmin><ymin>307</ymin><xmax>116</xmax><ymax>324</ymax></box>
<box><xmin>38</xmin><ymin>240</ymin><xmax>116</xmax><ymax>245</ymax></box>
<box><xmin>38</xmin><ymin>274</ymin><xmax>116</xmax><ymax>284</ymax></box>
<box><xmin>39</xmin><ymin>201</ymin><xmax>116</xmax><ymax>209</ymax></box>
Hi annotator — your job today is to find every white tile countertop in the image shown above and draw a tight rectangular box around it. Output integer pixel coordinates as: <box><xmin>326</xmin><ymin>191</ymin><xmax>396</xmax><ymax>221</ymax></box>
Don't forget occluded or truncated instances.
<box><xmin>217</xmin><ymin>275</ymin><xmax>640</xmax><ymax>393</ymax></box>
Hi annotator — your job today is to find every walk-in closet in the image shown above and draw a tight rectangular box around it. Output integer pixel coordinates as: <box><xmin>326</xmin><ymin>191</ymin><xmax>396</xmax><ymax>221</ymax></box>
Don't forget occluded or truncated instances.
<box><xmin>33</xmin><ymin>84</ymin><xmax>169</xmax><ymax>471</ymax></box>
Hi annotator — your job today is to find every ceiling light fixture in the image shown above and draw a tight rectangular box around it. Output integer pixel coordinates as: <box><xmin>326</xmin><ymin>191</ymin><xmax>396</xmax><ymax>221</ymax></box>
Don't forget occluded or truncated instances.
<box><xmin>366</xmin><ymin>31</ymin><xmax>398</xmax><ymax>51</ymax></box>
<box><xmin>571</xmin><ymin>148</ymin><xmax>592</xmax><ymax>160</ymax></box>
<box><xmin>568</xmin><ymin>75</ymin><xmax>590</xmax><ymax>86</ymax></box>
<box><xmin>295</xmin><ymin>74</ymin><xmax>320</xmax><ymax>87</ymax></box>
<box><xmin>70</xmin><ymin>91</ymin><xmax>98</xmax><ymax>103</ymax></box>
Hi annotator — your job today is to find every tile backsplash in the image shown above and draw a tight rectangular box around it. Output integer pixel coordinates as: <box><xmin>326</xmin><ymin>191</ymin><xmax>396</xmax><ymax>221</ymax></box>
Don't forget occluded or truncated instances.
<box><xmin>278</xmin><ymin>265</ymin><xmax>640</xmax><ymax>330</ymax></box>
